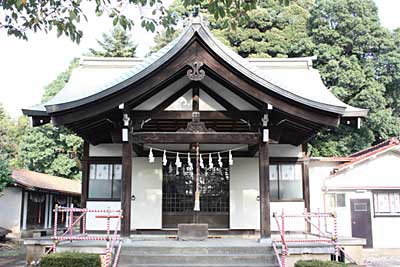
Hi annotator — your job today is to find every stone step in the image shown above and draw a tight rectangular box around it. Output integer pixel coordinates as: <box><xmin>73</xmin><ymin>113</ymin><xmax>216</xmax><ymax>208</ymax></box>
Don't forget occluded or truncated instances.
<box><xmin>120</xmin><ymin>246</ymin><xmax>273</xmax><ymax>255</ymax></box>
<box><xmin>118</xmin><ymin>264</ymin><xmax>278</xmax><ymax>267</ymax></box>
<box><xmin>119</xmin><ymin>253</ymin><xmax>276</xmax><ymax>265</ymax></box>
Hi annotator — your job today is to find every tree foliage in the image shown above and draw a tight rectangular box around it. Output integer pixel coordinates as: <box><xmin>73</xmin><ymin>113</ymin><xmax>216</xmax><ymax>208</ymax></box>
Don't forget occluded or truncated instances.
<box><xmin>17</xmin><ymin>59</ymin><xmax>83</xmax><ymax>179</ymax></box>
<box><xmin>89</xmin><ymin>27</ymin><xmax>137</xmax><ymax>57</ymax></box>
<box><xmin>0</xmin><ymin>0</ymin><xmax>287</xmax><ymax>43</ymax></box>
<box><xmin>153</xmin><ymin>0</ymin><xmax>400</xmax><ymax>156</ymax></box>
<box><xmin>308</xmin><ymin>0</ymin><xmax>400</xmax><ymax>156</ymax></box>
<box><xmin>0</xmin><ymin>105</ymin><xmax>28</xmax><ymax>191</ymax></box>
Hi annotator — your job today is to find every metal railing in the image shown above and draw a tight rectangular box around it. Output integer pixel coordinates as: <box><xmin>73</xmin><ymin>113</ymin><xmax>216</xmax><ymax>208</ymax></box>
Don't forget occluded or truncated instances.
<box><xmin>272</xmin><ymin>210</ymin><xmax>356</xmax><ymax>267</ymax></box>
<box><xmin>47</xmin><ymin>205</ymin><xmax>123</xmax><ymax>267</ymax></box>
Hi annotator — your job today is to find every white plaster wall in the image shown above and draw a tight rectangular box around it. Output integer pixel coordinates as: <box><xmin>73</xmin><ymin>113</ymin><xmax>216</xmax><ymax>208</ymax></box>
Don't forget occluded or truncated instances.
<box><xmin>89</xmin><ymin>144</ymin><xmax>122</xmax><ymax>157</ymax></box>
<box><xmin>229</xmin><ymin>157</ymin><xmax>305</xmax><ymax>231</ymax></box>
<box><xmin>326</xmin><ymin>152</ymin><xmax>400</xmax><ymax>189</ymax></box>
<box><xmin>322</xmin><ymin>152</ymin><xmax>400</xmax><ymax>248</ymax></box>
<box><xmin>372</xmin><ymin>216</ymin><xmax>400</xmax><ymax>248</ymax></box>
<box><xmin>309</xmin><ymin>161</ymin><xmax>339</xmax><ymax>213</ymax></box>
<box><xmin>0</xmin><ymin>187</ymin><xmax>22</xmax><ymax>233</ymax></box>
<box><xmin>85</xmin><ymin>201</ymin><xmax>121</xmax><ymax>231</ymax></box>
<box><xmin>131</xmin><ymin>157</ymin><xmax>162</xmax><ymax>229</ymax></box>
<box><xmin>230</xmin><ymin>158</ymin><xmax>260</xmax><ymax>229</ymax></box>
<box><xmin>269</xmin><ymin>144</ymin><xmax>303</xmax><ymax>158</ymax></box>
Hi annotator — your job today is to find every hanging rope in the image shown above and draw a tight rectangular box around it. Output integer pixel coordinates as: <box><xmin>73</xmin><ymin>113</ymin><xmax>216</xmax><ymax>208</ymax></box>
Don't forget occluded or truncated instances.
<box><xmin>141</xmin><ymin>143</ymin><xmax>249</xmax><ymax>156</ymax></box>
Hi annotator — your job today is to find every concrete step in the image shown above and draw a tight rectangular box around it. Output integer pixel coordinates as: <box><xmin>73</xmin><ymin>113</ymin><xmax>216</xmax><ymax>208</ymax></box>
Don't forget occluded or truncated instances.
<box><xmin>118</xmin><ymin>264</ymin><xmax>278</xmax><ymax>267</ymax></box>
<box><xmin>119</xmin><ymin>253</ymin><xmax>276</xmax><ymax>265</ymax></box>
<box><xmin>120</xmin><ymin>246</ymin><xmax>273</xmax><ymax>255</ymax></box>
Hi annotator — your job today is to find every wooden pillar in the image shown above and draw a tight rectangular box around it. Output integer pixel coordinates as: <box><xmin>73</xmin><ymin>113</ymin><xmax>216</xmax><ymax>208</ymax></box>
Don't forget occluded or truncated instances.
<box><xmin>259</xmin><ymin>138</ymin><xmax>271</xmax><ymax>241</ymax></box>
<box><xmin>121</xmin><ymin>142</ymin><xmax>132</xmax><ymax>237</ymax></box>
<box><xmin>302</xmin><ymin>159</ymin><xmax>310</xmax><ymax>213</ymax></box>
<box><xmin>80</xmin><ymin>141</ymin><xmax>89</xmax><ymax>233</ymax></box>
<box><xmin>81</xmin><ymin>141</ymin><xmax>89</xmax><ymax>208</ymax></box>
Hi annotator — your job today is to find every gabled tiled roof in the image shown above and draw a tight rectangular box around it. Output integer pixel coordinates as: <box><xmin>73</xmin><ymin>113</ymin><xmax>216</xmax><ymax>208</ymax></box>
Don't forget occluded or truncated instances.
<box><xmin>11</xmin><ymin>169</ymin><xmax>81</xmax><ymax>195</ymax></box>
<box><xmin>331</xmin><ymin>138</ymin><xmax>400</xmax><ymax>175</ymax></box>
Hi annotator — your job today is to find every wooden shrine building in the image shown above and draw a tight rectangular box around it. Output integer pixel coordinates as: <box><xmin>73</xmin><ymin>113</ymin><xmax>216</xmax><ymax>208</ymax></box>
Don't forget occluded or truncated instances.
<box><xmin>23</xmin><ymin>15</ymin><xmax>367</xmax><ymax>242</ymax></box>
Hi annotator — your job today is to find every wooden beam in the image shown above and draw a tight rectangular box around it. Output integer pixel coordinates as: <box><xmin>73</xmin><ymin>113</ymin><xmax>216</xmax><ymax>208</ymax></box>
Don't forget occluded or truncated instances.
<box><xmin>259</xmin><ymin>137</ymin><xmax>271</xmax><ymax>240</ymax></box>
<box><xmin>131</xmin><ymin>132</ymin><xmax>260</xmax><ymax>144</ymax></box>
<box><xmin>200</xmin><ymin>83</ymin><xmax>240</xmax><ymax>112</ymax></box>
<box><xmin>80</xmin><ymin>141</ymin><xmax>89</xmax><ymax>233</ymax></box>
<box><xmin>133</xmin><ymin>111</ymin><xmax>260</xmax><ymax>121</ymax></box>
<box><xmin>121</xmin><ymin>143</ymin><xmax>132</xmax><ymax>237</ymax></box>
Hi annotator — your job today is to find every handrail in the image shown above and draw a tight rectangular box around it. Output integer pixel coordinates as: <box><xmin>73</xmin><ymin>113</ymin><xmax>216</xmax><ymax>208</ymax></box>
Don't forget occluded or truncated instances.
<box><xmin>272</xmin><ymin>241</ymin><xmax>282</xmax><ymax>267</ymax></box>
<box><xmin>272</xmin><ymin>210</ymin><xmax>355</xmax><ymax>266</ymax></box>
<box><xmin>47</xmin><ymin>205</ymin><xmax>123</xmax><ymax>267</ymax></box>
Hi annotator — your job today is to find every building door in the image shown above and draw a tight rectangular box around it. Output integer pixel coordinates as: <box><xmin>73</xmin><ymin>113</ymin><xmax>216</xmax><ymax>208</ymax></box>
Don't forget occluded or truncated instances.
<box><xmin>350</xmin><ymin>199</ymin><xmax>373</xmax><ymax>248</ymax></box>
<box><xmin>162</xmin><ymin>159</ymin><xmax>229</xmax><ymax>228</ymax></box>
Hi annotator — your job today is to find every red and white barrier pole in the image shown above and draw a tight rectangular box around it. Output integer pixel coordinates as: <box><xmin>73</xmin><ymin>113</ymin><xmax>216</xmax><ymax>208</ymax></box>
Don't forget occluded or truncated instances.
<box><xmin>52</xmin><ymin>204</ymin><xmax>58</xmax><ymax>253</ymax></box>
<box><xmin>333</xmin><ymin>212</ymin><xmax>339</xmax><ymax>260</ymax></box>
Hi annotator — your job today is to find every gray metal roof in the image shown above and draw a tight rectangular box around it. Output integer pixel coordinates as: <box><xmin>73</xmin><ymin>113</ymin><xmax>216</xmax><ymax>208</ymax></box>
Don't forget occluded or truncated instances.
<box><xmin>23</xmin><ymin>17</ymin><xmax>367</xmax><ymax>118</ymax></box>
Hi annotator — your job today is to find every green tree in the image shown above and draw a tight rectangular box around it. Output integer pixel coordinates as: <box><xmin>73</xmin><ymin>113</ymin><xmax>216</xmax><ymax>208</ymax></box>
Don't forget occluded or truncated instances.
<box><xmin>18</xmin><ymin>125</ymin><xmax>82</xmax><ymax>179</ymax></box>
<box><xmin>1</xmin><ymin>0</ymin><xmax>286</xmax><ymax>43</ymax></box>
<box><xmin>42</xmin><ymin>59</ymin><xmax>79</xmax><ymax>103</ymax></box>
<box><xmin>0</xmin><ymin>155</ymin><xmax>12</xmax><ymax>193</ymax></box>
<box><xmin>89</xmin><ymin>27</ymin><xmax>137</xmax><ymax>57</ymax></box>
<box><xmin>152</xmin><ymin>0</ymin><xmax>313</xmax><ymax>59</ymax></box>
<box><xmin>308</xmin><ymin>0</ymin><xmax>400</xmax><ymax>156</ymax></box>
<box><xmin>18</xmin><ymin>59</ymin><xmax>83</xmax><ymax>179</ymax></box>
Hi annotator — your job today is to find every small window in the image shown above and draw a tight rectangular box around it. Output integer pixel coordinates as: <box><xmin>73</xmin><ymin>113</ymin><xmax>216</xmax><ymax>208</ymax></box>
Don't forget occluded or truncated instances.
<box><xmin>269</xmin><ymin>163</ymin><xmax>303</xmax><ymax>200</ymax></box>
<box><xmin>88</xmin><ymin>163</ymin><xmax>122</xmax><ymax>200</ymax></box>
<box><xmin>354</xmin><ymin>203</ymin><xmax>368</xmax><ymax>212</ymax></box>
<box><xmin>326</xmin><ymin>193</ymin><xmax>346</xmax><ymax>208</ymax></box>
<box><xmin>374</xmin><ymin>191</ymin><xmax>400</xmax><ymax>216</ymax></box>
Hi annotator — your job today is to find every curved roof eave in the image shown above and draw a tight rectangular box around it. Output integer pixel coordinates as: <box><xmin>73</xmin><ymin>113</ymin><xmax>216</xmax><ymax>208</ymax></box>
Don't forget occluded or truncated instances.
<box><xmin>42</xmin><ymin>19</ymin><xmax>350</xmax><ymax>116</ymax></box>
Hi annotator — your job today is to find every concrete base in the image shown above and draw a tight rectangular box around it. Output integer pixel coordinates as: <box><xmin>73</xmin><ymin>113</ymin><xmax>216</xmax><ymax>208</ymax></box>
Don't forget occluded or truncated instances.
<box><xmin>259</xmin><ymin>237</ymin><xmax>272</xmax><ymax>245</ymax></box>
<box><xmin>178</xmin><ymin>224</ymin><xmax>208</xmax><ymax>241</ymax></box>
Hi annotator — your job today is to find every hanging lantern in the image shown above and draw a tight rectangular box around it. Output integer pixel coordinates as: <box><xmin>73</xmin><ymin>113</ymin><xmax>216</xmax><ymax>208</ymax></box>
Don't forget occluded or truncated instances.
<box><xmin>148</xmin><ymin>148</ymin><xmax>155</xmax><ymax>163</ymax></box>
<box><xmin>162</xmin><ymin>150</ymin><xmax>167</xmax><ymax>166</ymax></box>
<box><xmin>229</xmin><ymin>150</ymin><xmax>233</xmax><ymax>166</ymax></box>
<box><xmin>208</xmin><ymin>153</ymin><xmax>213</xmax><ymax>169</ymax></box>
<box><xmin>187</xmin><ymin>153</ymin><xmax>193</xmax><ymax>170</ymax></box>
<box><xmin>199</xmin><ymin>154</ymin><xmax>204</xmax><ymax>169</ymax></box>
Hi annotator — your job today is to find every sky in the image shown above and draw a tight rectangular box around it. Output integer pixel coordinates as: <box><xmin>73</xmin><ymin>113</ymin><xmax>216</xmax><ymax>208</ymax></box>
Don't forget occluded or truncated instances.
<box><xmin>0</xmin><ymin>0</ymin><xmax>399</xmax><ymax>118</ymax></box>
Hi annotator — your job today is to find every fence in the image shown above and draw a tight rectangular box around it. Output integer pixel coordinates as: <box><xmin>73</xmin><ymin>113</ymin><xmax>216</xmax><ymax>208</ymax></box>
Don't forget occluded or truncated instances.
<box><xmin>48</xmin><ymin>205</ymin><xmax>123</xmax><ymax>267</ymax></box>
<box><xmin>272</xmin><ymin>209</ymin><xmax>356</xmax><ymax>267</ymax></box>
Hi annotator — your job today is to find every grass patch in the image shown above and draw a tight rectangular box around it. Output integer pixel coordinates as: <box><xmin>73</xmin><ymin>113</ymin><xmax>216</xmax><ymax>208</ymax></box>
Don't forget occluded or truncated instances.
<box><xmin>41</xmin><ymin>252</ymin><xmax>101</xmax><ymax>267</ymax></box>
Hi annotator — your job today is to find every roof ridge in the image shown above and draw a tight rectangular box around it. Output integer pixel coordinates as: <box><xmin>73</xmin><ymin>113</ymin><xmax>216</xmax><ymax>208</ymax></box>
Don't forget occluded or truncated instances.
<box><xmin>349</xmin><ymin>137</ymin><xmax>400</xmax><ymax>158</ymax></box>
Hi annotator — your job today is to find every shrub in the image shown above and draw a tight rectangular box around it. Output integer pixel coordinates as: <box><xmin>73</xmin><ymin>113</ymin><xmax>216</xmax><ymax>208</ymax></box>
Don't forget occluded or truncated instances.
<box><xmin>295</xmin><ymin>260</ymin><xmax>348</xmax><ymax>267</ymax></box>
<box><xmin>41</xmin><ymin>252</ymin><xmax>101</xmax><ymax>267</ymax></box>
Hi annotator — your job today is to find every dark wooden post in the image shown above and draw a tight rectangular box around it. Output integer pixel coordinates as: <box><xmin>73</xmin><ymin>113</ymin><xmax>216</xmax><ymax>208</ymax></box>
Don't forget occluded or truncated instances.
<box><xmin>259</xmin><ymin>132</ymin><xmax>271</xmax><ymax>242</ymax></box>
<box><xmin>80</xmin><ymin>141</ymin><xmax>89</xmax><ymax>233</ymax></box>
<box><xmin>121</xmin><ymin>142</ymin><xmax>132</xmax><ymax>237</ymax></box>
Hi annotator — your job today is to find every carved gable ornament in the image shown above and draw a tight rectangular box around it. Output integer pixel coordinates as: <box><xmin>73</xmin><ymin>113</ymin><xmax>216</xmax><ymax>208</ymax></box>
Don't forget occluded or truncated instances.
<box><xmin>178</xmin><ymin>112</ymin><xmax>214</xmax><ymax>132</ymax></box>
<box><xmin>187</xmin><ymin>61</ymin><xmax>205</xmax><ymax>81</ymax></box>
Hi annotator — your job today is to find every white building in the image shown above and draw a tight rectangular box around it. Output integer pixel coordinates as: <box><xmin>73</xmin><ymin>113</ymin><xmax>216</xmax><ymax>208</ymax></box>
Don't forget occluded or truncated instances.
<box><xmin>0</xmin><ymin>169</ymin><xmax>80</xmax><ymax>237</ymax></box>
<box><xmin>310</xmin><ymin>138</ymin><xmax>400</xmax><ymax>248</ymax></box>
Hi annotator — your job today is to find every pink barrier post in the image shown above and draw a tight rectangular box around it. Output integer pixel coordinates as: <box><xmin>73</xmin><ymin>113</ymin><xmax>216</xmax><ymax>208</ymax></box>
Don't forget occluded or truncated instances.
<box><xmin>82</xmin><ymin>211</ymin><xmax>86</xmax><ymax>235</ymax></box>
<box><xmin>332</xmin><ymin>212</ymin><xmax>339</xmax><ymax>260</ymax></box>
<box><xmin>104</xmin><ymin>207</ymin><xmax>111</xmax><ymax>267</ymax></box>
<box><xmin>281</xmin><ymin>209</ymin><xmax>286</xmax><ymax>267</ymax></box>
<box><xmin>69</xmin><ymin>203</ymin><xmax>74</xmax><ymax>240</ymax></box>
<box><xmin>52</xmin><ymin>204</ymin><xmax>58</xmax><ymax>253</ymax></box>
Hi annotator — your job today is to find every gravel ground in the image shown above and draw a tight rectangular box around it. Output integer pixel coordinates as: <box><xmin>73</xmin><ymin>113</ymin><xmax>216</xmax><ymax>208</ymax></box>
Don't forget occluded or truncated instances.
<box><xmin>362</xmin><ymin>256</ymin><xmax>400</xmax><ymax>267</ymax></box>
<box><xmin>0</xmin><ymin>240</ymin><xmax>26</xmax><ymax>267</ymax></box>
